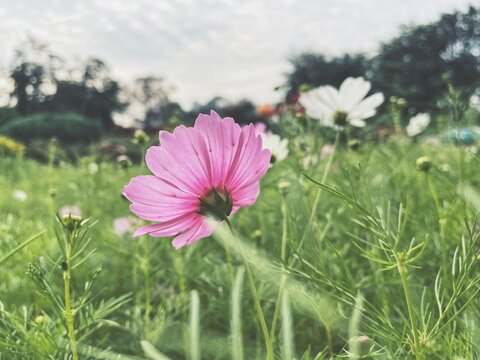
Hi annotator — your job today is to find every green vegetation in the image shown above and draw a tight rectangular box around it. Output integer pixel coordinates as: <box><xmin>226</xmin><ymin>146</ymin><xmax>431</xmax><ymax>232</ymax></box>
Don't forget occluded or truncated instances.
<box><xmin>1</xmin><ymin>130</ymin><xmax>479</xmax><ymax>358</ymax></box>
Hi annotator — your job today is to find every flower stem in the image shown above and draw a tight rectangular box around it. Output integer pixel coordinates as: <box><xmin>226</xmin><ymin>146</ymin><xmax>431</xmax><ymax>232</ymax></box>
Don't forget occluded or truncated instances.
<box><xmin>142</xmin><ymin>237</ymin><xmax>151</xmax><ymax>325</ymax></box>
<box><xmin>225</xmin><ymin>218</ymin><xmax>274</xmax><ymax>360</ymax></box>
<box><xmin>64</xmin><ymin>234</ymin><xmax>79</xmax><ymax>360</ymax></box>
<box><xmin>426</xmin><ymin>173</ymin><xmax>447</xmax><ymax>278</ymax></box>
<box><xmin>269</xmin><ymin>193</ymin><xmax>289</xmax><ymax>346</ymax></box>
<box><xmin>396</xmin><ymin>254</ymin><xmax>422</xmax><ymax>360</ymax></box>
<box><xmin>291</xmin><ymin>130</ymin><xmax>340</xmax><ymax>267</ymax></box>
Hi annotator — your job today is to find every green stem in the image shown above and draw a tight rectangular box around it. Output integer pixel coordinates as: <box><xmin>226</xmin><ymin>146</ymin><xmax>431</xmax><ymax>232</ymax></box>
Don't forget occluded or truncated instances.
<box><xmin>291</xmin><ymin>130</ymin><xmax>340</xmax><ymax>267</ymax></box>
<box><xmin>225</xmin><ymin>218</ymin><xmax>274</xmax><ymax>360</ymax></box>
<box><xmin>426</xmin><ymin>173</ymin><xmax>447</xmax><ymax>277</ymax></box>
<box><xmin>396</xmin><ymin>255</ymin><xmax>422</xmax><ymax>360</ymax></box>
<box><xmin>270</xmin><ymin>194</ymin><xmax>289</xmax><ymax>346</ymax></box>
<box><xmin>143</xmin><ymin>237</ymin><xmax>151</xmax><ymax>325</ymax></box>
<box><xmin>64</xmin><ymin>235</ymin><xmax>79</xmax><ymax>360</ymax></box>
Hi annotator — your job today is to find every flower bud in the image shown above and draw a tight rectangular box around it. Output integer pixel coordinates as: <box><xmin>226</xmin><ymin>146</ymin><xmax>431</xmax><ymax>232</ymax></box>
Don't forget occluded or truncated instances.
<box><xmin>278</xmin><ymin>180</ymin><xmax>291</xmax><ymax>196</ymax></box>
<box><xmin>60</xmin><ymin>214</ymin><xmax>84</xmax><ymax>232</ymax></box>
<box><xmin>133</xmin><ymin>129</ymin><xmax>149</xmax><ymax>145</ymax></box>
<box><xmin>416</xmin><ymin>156</ymin><xmax>431</xmax><ymax>172</ymax></box>
<box><xmin>348</xmin><ymin>139</ymin><xmax>361</xmax><ymax>151</ymax></box>
<box><xmin>35</xmin><ymin>315</ymin><xmax>46</xmax><ymax>325</ymax></box>
<box><xmin>349</xmin><ymin>335</ymin><xmax>373</xmax><ymax>356</ymax></box>
<box><xmin>117</xmin><ymin>155</ymin><xmax>132</xmax><ymax>169</ymax></box>
<box><xmin>252</xmin><ymin>229</ymin><xmax>262</xmax><ymax>242</ymax></box>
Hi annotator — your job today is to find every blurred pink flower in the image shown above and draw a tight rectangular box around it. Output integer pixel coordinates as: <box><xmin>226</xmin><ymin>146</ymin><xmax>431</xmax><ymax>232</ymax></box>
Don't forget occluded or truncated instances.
<box><xmin>59</xmin><ymin>205</ymin><xmax>82</xmax><ymax>218</ymax></box>
<box><xmin>113</xmin><ymin>216</ymin><xmax>141</xmax><ymax>236</ymax></box>
<box><xmin>254</xmin><ymin>122</ymin><xmax>267</xmax><ymax>134</ymax></box>
<box><xmin>123</xmin><ymin>111</ymin><xmax>271</xmax><ymax>249</ymax></box>
<box><xmin>320</xmin><ymin>144</ymin><xmax>335</xmax><ymax>159</ymax></box>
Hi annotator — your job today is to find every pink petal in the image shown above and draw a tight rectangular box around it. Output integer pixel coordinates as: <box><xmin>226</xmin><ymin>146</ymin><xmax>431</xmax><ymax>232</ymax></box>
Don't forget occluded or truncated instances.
<box><xmin>172</xmin><ymin>217</ymin><xmax>213</xmax><ymax>249</ymax></box>
<box><xmin>133</xmin><ymin>213</ymin><xmax>200</xmax><ymax>237</ymax></box>
<box><xmin>123</xmin><ymin>176</ymin><xmax>199</xmax><ymax>222</ymax></box>
<box><xmin>231</xmin><ymin>182</ymin><xmax>260</xmax><ymax>208</ymax></box>
<box><xmin>194</xmin><ymin>111</ymin><xmax>243</xmax><ymax>189</ymax></box>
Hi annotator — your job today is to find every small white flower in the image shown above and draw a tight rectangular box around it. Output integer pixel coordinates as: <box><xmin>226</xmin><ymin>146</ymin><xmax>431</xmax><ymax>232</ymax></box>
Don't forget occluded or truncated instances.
<box><xmin>261</xmin><ymin>132</ymin><xmax>289</xmax><ymax>162</ymax></box>
<box><xmin>470</xmin><ymin>93</ymin><xmax>480</xmax><ymax>111</ymax></box>
<box><xmin>299</xmin><ymin>77</ymin><xmax>384</xmax><ymax>128</ymax></box>
<box><xmin>406</xmin><ymin>113</ymin><xmax>431</xmax><ymax>137</ymax></box>
<box><xmin>12</xmin><ymin>190</ymin><xmax>27</xmax><ymax>202</ymax></box>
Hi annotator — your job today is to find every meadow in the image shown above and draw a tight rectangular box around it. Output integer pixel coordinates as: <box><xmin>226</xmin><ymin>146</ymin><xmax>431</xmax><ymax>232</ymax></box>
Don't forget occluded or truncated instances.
<box><xmin>1</xmin><ymin>105</ymin><xmax>480</xmax><ymax>359</ymax></box>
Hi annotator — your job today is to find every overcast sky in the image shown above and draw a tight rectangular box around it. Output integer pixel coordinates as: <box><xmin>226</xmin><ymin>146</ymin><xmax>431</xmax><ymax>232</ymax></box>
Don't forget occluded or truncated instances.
<box><xmin>0</xmin><ymin>0</ymin><xmax>477</xmax><ymax>109</ymax></box>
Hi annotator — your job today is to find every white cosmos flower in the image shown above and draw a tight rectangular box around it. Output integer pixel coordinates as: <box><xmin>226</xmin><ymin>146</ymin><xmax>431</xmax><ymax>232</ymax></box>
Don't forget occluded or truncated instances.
<box><xmin>261</xmin><ymin>132</ymin><xmax>289</xmax><ymax>162</ymax></box>
<box><xmin>406</xmin><ymin>113</ymin><xmax>431</xmax><ymax>137</ymax></box>
<box><xmin>299</xmin><ymin>77</ymin><xmax>384</xmax><ymax>128</ymax></box>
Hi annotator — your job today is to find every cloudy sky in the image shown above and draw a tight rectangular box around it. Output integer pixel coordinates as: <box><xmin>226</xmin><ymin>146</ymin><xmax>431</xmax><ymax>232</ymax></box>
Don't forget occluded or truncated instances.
<box><xmin>0</xmin><ymin>0</ymin><xmax>476</xmax><ymax>108</ymax></box>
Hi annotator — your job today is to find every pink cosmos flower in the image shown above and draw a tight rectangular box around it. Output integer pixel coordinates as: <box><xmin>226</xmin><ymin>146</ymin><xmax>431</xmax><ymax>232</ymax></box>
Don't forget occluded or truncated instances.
<box><xmin>123</xmin><ymin>111</ymin><xmax>271</xmax><ymax>249</ymax></box>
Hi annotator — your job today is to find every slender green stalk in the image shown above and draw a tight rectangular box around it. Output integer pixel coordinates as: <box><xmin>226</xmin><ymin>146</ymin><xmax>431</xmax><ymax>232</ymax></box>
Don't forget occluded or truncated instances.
<box><xmin>291</xmin><ymin>129</ymin><xmax>340</xmax><ymax>268</ymax></box>
<box><xmin>426</xmin><ymin>173</ymin><xmax>447</xmax><ymax>277</ymax></box>
<box><xmin>396</xmin><ymin>254</ymin><xmax>422</xmax><ymax>360</ymax></box>
<box><xmin>225</xmin><ymin>218</ymin><xmax>274</xmax><ymax>360</ymax></box>
<box><xmin>231</xmin><ymin>267</ymin><xmax>245</xmax><ymax>360</ymax></box>
<box><xmin>270</xmin><ymin>194</ymin><xmax>289</xmax><ymax>346</ymax></box>
<box><xmin>189</xmin><ymin>290</ymin><xmax>201</xmax><ymax>360</ymax></box>
<box><xmin>143</xmin><ymin>237</ymin><xmax>151</xmax><ymax>325</ymax></box>
<box><xmin>64</xmin><ymin>234</ymin><xmax>79</xmax><ymax>360</ymax></box>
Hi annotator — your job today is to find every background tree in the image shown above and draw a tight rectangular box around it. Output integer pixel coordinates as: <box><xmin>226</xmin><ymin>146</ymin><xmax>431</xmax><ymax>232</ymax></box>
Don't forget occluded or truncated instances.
<box><xmin>285</xmin><ymin>53</ymin><xmax>368</xmax><ymax>97</ymax></box>
<box><xmin>370</xmin><ymin>6</ymin><xmax>480</xmax><ymax>111</ymax></box>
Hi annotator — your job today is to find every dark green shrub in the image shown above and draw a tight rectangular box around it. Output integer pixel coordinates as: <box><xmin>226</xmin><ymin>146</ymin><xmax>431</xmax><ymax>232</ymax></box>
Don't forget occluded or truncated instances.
<box><xmin>0</xmin><ymin>112</ymin><xmax>102</xmax><ymax>143</ymax></box>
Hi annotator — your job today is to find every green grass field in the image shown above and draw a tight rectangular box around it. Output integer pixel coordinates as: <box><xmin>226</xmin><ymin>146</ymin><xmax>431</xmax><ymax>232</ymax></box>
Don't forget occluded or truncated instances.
<box><xmin>1</xmin><ymin>135</ymin><xmax>479</xmax><ymax>359</ymax></box>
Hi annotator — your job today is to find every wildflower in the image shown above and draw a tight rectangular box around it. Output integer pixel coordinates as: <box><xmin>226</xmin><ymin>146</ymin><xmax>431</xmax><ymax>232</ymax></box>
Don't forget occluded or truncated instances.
<box><xmin>254</xmin><ymin>123</ymin><xmax>289</xmax><ymax>163</ymax></box>
<box><xmin>278</xmin><ymin>180</ymin><xmax>291</xmax><ymax>196</ymax></box>
<box><xmin>256</xmin><ymin>104</ymin><xmax>276</xmax><ymax>118</ymax></box>
<box><xmin>113</xmin><ymin>216</ymin><xmax>141</xmax><ymax>236</ymax></box>
<box><xmin>320</xmin><ymin>144</ymin><xmax>334</xmax><ymax>159</ymax></box>
<box><xmin>261</xmin><ymin>133</ymin><xmax>289</xmax><ymax>163</ymax></box>
<box><xmin>123</xmin><ymin>111</ymin><xmax>271</xmax><ymax>248</ymax></box>
<box><xmin>59</xmin><ymin>206</ymin><xmax>82</xmax><ymax>218</ymax></box>
<box><xmin>299</xmin><ymin>77</ymin><xmax>384</xmax><ymax>129</ymax></box>
<box><xmin>416</xmin><ymin>156</ymin><xmax>431</xmax><ymax>172</ymax></box>
<box><xmin>12</xmin><ymin>190</ymin><xmax>27</xmax><ymax>202</ymax></box>
<box><xmin>406</xmin><ymin>113</ymin><xmax>431</xmax><ymax>137</ymax></box>
<box><xmin>348</xmin><ymin>139</ymin><xmax>361</xmax><ymax>151</ymax></box>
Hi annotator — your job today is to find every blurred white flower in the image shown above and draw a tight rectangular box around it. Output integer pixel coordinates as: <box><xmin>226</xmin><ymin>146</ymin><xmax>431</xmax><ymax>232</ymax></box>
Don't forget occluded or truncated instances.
<box><xmin>12</xmin><ymin>190</ymin><xmax>27</xmax><ymax>202</ymax></box>
<box><xmin>261</xmin><ymin>132</ymin><xmax>289</xmax><ymax>162</ymax></box>
<box><xmin>299</xmin><ymin>77</ymin><xmax>384</xmax><ymax>128</ymax></box>
<box><xmin>59</xmin><ymin>205</ymin><xmax>82</xmax><ymax>218</ymax></box>
<box><xmin>406</xmin><ymin>113</ymin><xmax>431</xmax><ymax>137</ymax></box>
<box><xmin>470</xmin><ymin>93</ymin><xmax>480</xmax><ymax>111</ymax></box>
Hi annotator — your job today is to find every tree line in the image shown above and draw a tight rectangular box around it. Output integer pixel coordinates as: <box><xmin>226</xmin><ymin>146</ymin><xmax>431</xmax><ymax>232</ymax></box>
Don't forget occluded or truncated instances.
<box><xmin>1</xmin><ymin>6</ymin><xmax>479</xmax><ymax>137</ymax></box>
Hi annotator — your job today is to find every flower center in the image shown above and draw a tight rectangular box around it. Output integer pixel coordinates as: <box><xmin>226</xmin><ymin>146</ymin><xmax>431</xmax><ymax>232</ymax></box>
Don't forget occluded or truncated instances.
<box><xmin>198</xmin><ymin>188</ymin><xmax>233</xmax><ymax>221</ymax></box>
<box><xmin>333</xmin><ymin>110</ymin><xmax>348</xmax><ymax>126</ymax></box>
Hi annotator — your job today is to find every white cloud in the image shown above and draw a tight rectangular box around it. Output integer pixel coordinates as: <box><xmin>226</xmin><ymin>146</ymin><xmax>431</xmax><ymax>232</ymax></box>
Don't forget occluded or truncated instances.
<box><xmin>0</xmin><ymin>0</ymin><xmax>474</xmax><ymax>109</ymax></box>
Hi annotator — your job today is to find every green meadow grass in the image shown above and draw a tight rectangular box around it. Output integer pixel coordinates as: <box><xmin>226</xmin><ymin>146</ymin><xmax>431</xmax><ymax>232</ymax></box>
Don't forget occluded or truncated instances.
<box><xmin>0</xmin><ymin>138</ymin><xmax>479</xmax><ymax>359</ymax></box>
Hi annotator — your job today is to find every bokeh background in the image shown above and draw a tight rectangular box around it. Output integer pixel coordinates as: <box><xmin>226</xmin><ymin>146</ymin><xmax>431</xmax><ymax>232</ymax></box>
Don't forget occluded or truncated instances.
<box><xmin>0</xmin><ymin>1</ymin><xmax>479</xmax><ymax>151</ymax></box>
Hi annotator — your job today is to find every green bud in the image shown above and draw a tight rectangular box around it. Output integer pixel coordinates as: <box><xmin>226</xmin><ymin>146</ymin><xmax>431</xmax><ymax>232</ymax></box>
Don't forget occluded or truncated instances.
<box><xmin>278</xmin><ymin>180</ymin><xmax>291</xmax><ymax>196</ymax></box>
<box><xmin>348</xmin><ymin>139</ymin><xmax>361</xmax><ymax>151</ymax></box>
<box><xmin>35</xmin><ymin>315</ymin><xmax>46</xmax><ymax>325</ymax></box>
<box><xmin>349</xmin><ymin>335</ymin><xmax>373</xmax><ymax>356</ymax></box>
<box><xmin>252</xmin><ymin>229</ymin><xmax>262</xmax><ymax>241</ymax></box>
<box><xmin>133</xmin><ymin>129</ymin><xmax>149</xmax><ymax>145</ymax></box>
<box><xmin>117</xmin><ymin>155</ymin><xmax>132</xmax><ymax>169</ymax></box>
<box><xmin>298</xmin><ymin>84</ymin><xmax>311</xmax><ymax>93</ymax></box>
<box><xmin>416</xmin><ymin>156</ymin><xmax>431</xmax><ymax>172</ymax></box>
<box><xmin>60</xmin><ymin>214</ymin><xmax>84</xmax><ymax>232</ymax></box>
